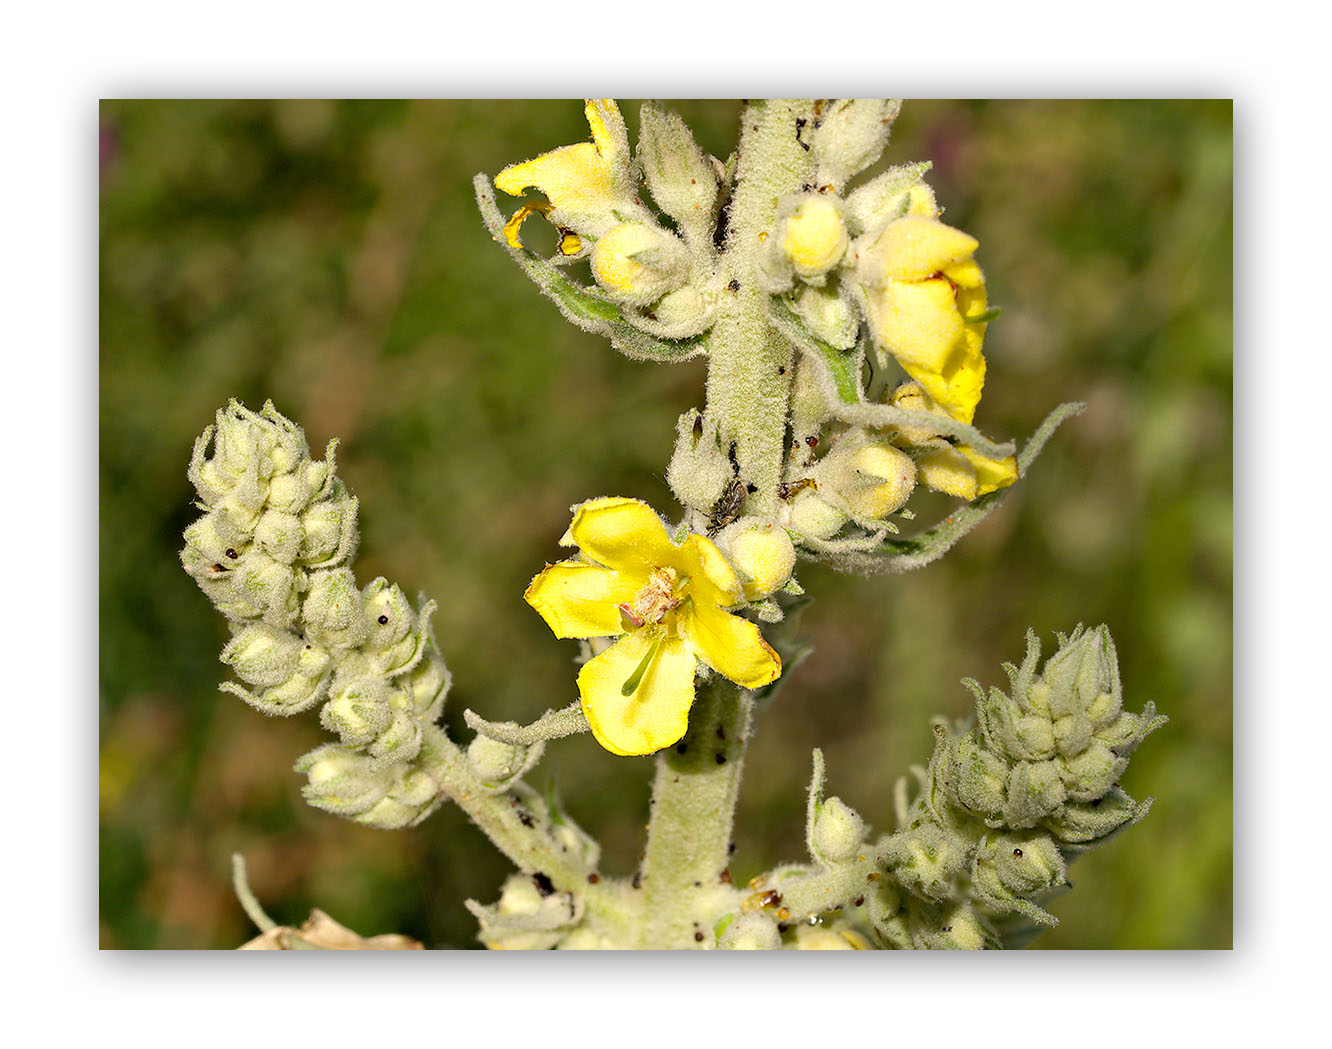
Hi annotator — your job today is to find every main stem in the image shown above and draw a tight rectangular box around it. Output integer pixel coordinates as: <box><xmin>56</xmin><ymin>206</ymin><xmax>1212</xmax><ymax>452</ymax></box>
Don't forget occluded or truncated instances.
<box><xmin>637</xmin><ymin>101</ymin><xmax>817</xmax><ymax>948</ymax></box>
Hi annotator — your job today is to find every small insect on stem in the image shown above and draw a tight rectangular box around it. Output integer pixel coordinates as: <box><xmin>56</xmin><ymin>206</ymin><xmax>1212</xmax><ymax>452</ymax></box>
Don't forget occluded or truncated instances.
<box><xmin>778</xmin><ymin>478</ymin><xmax>817</xmax><ymax>501</ymax></box>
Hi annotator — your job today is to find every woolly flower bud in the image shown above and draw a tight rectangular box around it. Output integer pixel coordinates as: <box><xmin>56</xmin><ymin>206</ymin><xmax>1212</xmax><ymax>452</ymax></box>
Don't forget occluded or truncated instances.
<box><xmin>254</xmin><ymin>508</ymin><xmax>304</xmax><ymax>565</ymax></box>
<box><xmin>666</xmin><ymin>409</ymin><xmax>731</xmax><ymax>514</ymax></box>
<box><xmin>467</xmin><ymin>736</ymin><xmax>529</xmax><ymax>785</ymax></box>
<box><xmin>811</xmin><ymin>99</ymin><xmax>899</xmax><ymax>191</ymax></box>
<box><xmin>811</xmin><ymin>796</ymin><xmax>866</xmax><ymax>865</ymax></box>
<box><xmin>591</xmin><ymin>222</ymin><xmax>689</xmax><ymax>306</ymax></box>
<box><xmin>355</xmin><ymin>766</ymin><xmax>440</xmax><ymax>830</ymax></box>
<box><xmin>715</xmin><ymin>518</ymin><xmax>795</xmax><ymax>599</ymax></box>
<box><xmin>780</xmin><ymin>195</ymin><xmax>849</xmax><ymax>281</ymax></box>
<box><xmin>782</xmin><ymin>486</ymin><xmax>847</xmax><ymax>540</ymax></box>
<box><xmin>303</xmin><ymin>568</ymin><xmax>369</xmax><ymax>649</ymax></box>
<box><xmin>718</xmin><ymin>913</ymin><xmax>781</xmax><ymax>950</ymax></box>
<box><xmin>367</xmin><ymin>709</ymin><xmax>423</xmax><ymax>765</ymax></box>
<box><xmin>298</xmin><ymin>493</ymin><xmax>358</xmax><ymax>567</ymax></box>
<box><xmin>320</xmin><ymin>675</ymin><xmax>392</xmax><ymax>747</ymax></box>
<box><xmin>988</xmin><ymin>832</ymin><xmax>1066</xmax><ymax>897</ymax></box>
<box><xmin>882</xmin><ymin>823</ymin><xmax>968</xmax><ymax>902</ymax></box>
<box><xmin>400</xmin><ymin>654</ymin><xmax>451</xmax><ymax>721</ymax></box>
<box><xmin>221</xmin><ymin>623</ymin><xmax>305</xmax><ymax>689</ymax></box>
<box><xmin>817</xmin><ymin>436</ymin><xmax>917</xmax><ymax>521</ymax></box>
<box><xmin>296</xmin><ymin>744</ymin><xmax>395</xmax><ymax>817</ymax></box>
<box><xmin>1003</xmin><ymin>760</ymin><xmax>1067</xmax><ymax>829</ymax></box>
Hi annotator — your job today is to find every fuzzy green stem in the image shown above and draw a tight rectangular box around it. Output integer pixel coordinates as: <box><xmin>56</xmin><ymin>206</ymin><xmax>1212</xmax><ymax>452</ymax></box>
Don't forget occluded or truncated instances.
<box><xmin>707</xmin><ymin>99</ymin><xmax>817</xmax><ymax>514</ymax></box>
<box><xmin>638</xmin><ymin>678</ymin><xmax>752</xmax><ymax>947</ymax></box>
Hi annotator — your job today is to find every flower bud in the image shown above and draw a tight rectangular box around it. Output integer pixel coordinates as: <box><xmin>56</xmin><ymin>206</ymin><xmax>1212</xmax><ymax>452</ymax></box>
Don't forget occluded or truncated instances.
<box><xmin>715</xmin><ymin>518</ymin><xmax>796</xmax><ymax>599</ymax></box>
<box><xmin>818</xmin><ymin>437</ymin><xmax>917</xmax><ymax>521</ymax></box>
<box><xmin>782</xmin><ymin>486</ymin><xmax>847</xmax><ymax>540</ymax></box>
<box><xmin>467</xmin><ymin>735</ymin><xmax>528</xmax><ymax>785</ymax></box>
<box><xmin>1057</xmin><ymin>741</ymin><xmax>1127</xmax><ymax>802</ymax></box>
<box><xmin>354</xmin><ymin>767</ymin><xmax>440</xmax><ymax>830</ymax></box>
<box><xmin>810</xmin><ymin>99</ymin><xmax>898</xmax><ymax>191</ymax></box>
<box><xmin>717</xmin><ymin>912</ymin><xmax>781</xmax><ymax>950</ymax></box>
<box><xmin>320</xmin><ymin>676</ymin><xmax>392</xmax><ymax>747</ymax></box>
<box><xmin>220</xmin><ymin>623</ymin><xmax>304</xmax><ymax>689</ymax></box>
<box><xmin>780</xmin><ymin>195</ymin><xmax>848</xmax><ymax>281</ymax></box>
<box><xmin>948</xmin><ymin>731</ymin><xmax>1009</xmax><ymax>817</ymax></box>
<box><xmin>908</xmin><ymin>902</ymin><xmax>991</xmax><ymax>950</ymax></box>
<box><xmin>302</xmin><ymin>568</ymin><xmax>369</xmax><ymax>649</ymax></box>
<box><xmin>215</xmin><ymin>549</ymin><xmax>299</xmax><ymax>627</ymax></box>
<box><xmin>882</xmin><ymin>823</ymin><xmax>967</xmax><ymax>901</ymax></box>
<box><xmin>794</xmin><ymin>282</ymin><xmax>859</xmax><ymax>350</ymax></box>
<box><xmin>1002</xmin><ymin>760</ymin><xmax>1067</xmax><ymax>828</ymax></box>
<box><xmin>666</xmin><ymin>409</ymin><xmax>732</xmax><ymax>514</ymax></box>
<box><xmin>296</xmin><ymin>744</ymin><xmax>394</xmax><ymax>817</ymax></box>
<box><xmin>254</xmin><ymin>508</ymin><xmax>304</xmax><ymax>564</ymax></box>
<box><xmin>985</xmin><ymin>832</ymin><xmax>1066</xmax><ymax>897</ymax></box>
<box><xmin>298</xmin><ymin>494</ymin><xmax>358</xmax><ymax>567</ymax></box>
<box><xmin>590</xmin><ymin>222</ymin><xmax>689</xmax><ymax>306</ymax></box>
<box><xmin>811</xmin><ymin>796</ymin><xmax>866</xmax><ymax>865</ymax></box>
<box><xmin>399</xmin><ymin>654</ymin><xmax>450</xmax><ymax>720</ymax></box>
<box><xmin>368</xmin><ymin>710</ymin><xmax>423</xmax><ymax>765</ymax></box>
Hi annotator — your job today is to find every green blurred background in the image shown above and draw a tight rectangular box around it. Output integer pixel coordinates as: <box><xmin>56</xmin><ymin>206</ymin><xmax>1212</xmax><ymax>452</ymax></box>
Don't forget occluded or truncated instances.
<box><xmin>99</xmin><ymin>99</ymin><xmax>1232</xmax><ymax>949</ymax></box>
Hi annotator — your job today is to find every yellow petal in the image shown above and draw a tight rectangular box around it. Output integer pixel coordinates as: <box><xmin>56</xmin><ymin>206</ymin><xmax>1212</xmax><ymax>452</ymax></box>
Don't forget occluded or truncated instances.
<box><xmin>905</xmin><ymin>335</ymin><xmax>985</xmax><ymax>425</ymax></box>
<box><xmin>867</xmin><ymin>278</ymin><xmax>964</xmax><ymax>373</ymax></box>
<box><xmin>917</xmin><ymin>444</ymin><xmax>978</xmax><ymax>500</ymax></box>
<box><xmin>578</xmin><ymin>632</ymin><xmax>696</xmax><ymax>756</ymax></box>
<box><xmin>524</xmin><ymin>561</ymin><xmax>637</xmax><ymax>639</ymax></box>
<box><xmin>959</xmin><ymin>446</ymin><xmax>1019</xmax><ymax>496</ymax></box>
<box><xmin>869</xmin><ymin>216</ymin><xmax>978</xmax><ymax>282</ymax></box>
<box><xmin>678</xmin><ymin>532</ymin><xmax>741</xmax><ymax>606</ymax></box>
<box><xmin>568</xmin><ymin>497</ymin><xmax>677</xmax><ymax>573</ymax></box>
<box><xmin>495</xmin><ymin>142</ymin><xmax>617</xmax><ymax>214</ymax></box>
<box><xmin>584</xmin><ymin>99</ymin><xmax>628</xmax><ymax>171</ymax></box>
<box><xmin>682</xmin><ymin>602</ymin><xmax>781</xmax><ymax>691</ymax></box>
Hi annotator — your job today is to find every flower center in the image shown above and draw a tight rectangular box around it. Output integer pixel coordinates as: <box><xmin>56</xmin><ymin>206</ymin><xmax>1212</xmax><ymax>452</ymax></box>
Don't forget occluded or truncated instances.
<box><xmin>630</xmin><ymin>566</ymin><xmax>682</xmax><ymax>625</ymax></box>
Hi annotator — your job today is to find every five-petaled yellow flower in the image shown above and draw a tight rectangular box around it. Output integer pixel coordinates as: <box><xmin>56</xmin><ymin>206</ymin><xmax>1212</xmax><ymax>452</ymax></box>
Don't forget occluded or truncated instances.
<box><xmin>525</xmin><ymin>497</ymin><xmax>782</xmax><ymax>756</ymax></box>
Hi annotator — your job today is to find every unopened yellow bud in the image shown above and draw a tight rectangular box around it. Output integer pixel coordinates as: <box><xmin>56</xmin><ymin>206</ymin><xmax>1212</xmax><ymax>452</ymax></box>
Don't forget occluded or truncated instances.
<box><xmin>781</xmin><ymin>196</ymin><xmax>849</xmax><ymax>279</ymax></box>
<box><xmin>717</xmin><ymin>518</ymin><xmax>796</xmax><ymax>599</ymax></box>
<box><xmin>784</xmin><ymin>486</ymin><xmax>847</xmax><ymax>540</ymax></box>
<box><xmin>590</xmin><ymin>223</ymin><xmax>689</xmax><ymax>306</ymax></box>
<box><xmin>843</xmin><ymin>443</ymin><xmax>917</xmax><ymax>520</ymax></box>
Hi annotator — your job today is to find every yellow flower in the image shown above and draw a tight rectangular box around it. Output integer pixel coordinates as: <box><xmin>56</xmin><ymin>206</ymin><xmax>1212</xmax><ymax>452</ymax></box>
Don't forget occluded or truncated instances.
<box><xmin>495</xmin><ymin>99</ymin><xmax>633</xmax><ymax>249</ymax></box>
<box><xmin>858</xmin><ymin>215</ymin><xmax>990</xmax><ymax>424</ymax></box>
<box><xmin>525</xmin><ymin>497</ymin><xmax>781</xmax><ymax>756</ymax></box>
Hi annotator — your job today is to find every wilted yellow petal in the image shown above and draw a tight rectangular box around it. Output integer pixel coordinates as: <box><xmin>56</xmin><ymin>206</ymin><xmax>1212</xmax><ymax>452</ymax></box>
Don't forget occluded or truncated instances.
<box><xmin>578</xmin><ymin>632</ymin><xmax>696</xmax><ymax>756</ymax></box>
<box><xmin>502</xmin><ymin>201</ymin><xmax>551</xmax><ymax>250</ymax></box>
<box><xmin>568</xmin><ymin>497</ymin><xmax>677</xmax><ymax>573</ymax></box>
<box><xmin>869</xmin><ymin>216</ymin><xmax>979</xmax><ymax>282</ymax></box>
<box><xmin>524</xmin><ymin>561</ymin><xmax>639</xmax><ymax>639</ymax></box>
<box><xmin>683</xmin><ymin>602</ymin><xmax>781</xmax><ymax>691</ymax></box>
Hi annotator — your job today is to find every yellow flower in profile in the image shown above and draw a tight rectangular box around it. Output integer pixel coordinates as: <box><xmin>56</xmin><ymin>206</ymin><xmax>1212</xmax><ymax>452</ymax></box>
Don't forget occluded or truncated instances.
<box><xmin>857</xmin><ymin>215</ymin><xmax>990</xmax><ymax>424</ymax></box>
<box><xmin>495</xmin><ymin>99</ymin><xmax>633</xmax><ymax>250</ymax></box>
<box><xmin>525</xmin><ymin>497</ymin><xmax>781</xmax><ymax>756</ymax></box>
<box><xmin>886</xmin><ymin>381</ymin><xmax>1018</xmax><ymax>501</ymax></box>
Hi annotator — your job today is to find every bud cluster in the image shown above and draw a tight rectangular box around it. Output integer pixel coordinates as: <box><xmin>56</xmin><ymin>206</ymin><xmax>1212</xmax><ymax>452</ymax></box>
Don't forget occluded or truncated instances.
<box><xmin>870</xmin><ymin>626</ymin><xmax>1164</xmax><ymax>945</ymax></box>
<box><xmin>181</xmin><ymin>400</ymin><xmax>451</xmax><ymax>829</ymax></box>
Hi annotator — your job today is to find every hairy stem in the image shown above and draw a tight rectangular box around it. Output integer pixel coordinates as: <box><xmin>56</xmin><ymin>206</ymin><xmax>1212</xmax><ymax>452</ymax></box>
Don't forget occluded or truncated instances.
<box><xmin>707</xmin><ymin>99</ymin><xmax>816</xmax><ymax>514</ymax></box>
<box><xmin>639</xmin><ymin>678</ymin><xmax>752</xmax><ymax>947</ymax></box>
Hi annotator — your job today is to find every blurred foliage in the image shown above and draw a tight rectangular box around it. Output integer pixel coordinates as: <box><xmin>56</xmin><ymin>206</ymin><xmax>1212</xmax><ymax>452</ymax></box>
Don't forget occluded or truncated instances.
<box><xmin>99</xmin><ymin>99</ymin><xmax>1231</xmax><ymax>949</ymax></box>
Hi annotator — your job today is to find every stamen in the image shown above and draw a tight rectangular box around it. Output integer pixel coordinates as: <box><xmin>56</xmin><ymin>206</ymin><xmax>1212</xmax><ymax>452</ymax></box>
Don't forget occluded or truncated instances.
<box><xmin>618</xmin><ymin>602</ymin><xmax>645</xmax><ymax>629</ymax></box>
<box><xmin>621</xmin><ymin>635</ymin><xmax>664</xmax><ymax>697</ymax></box>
